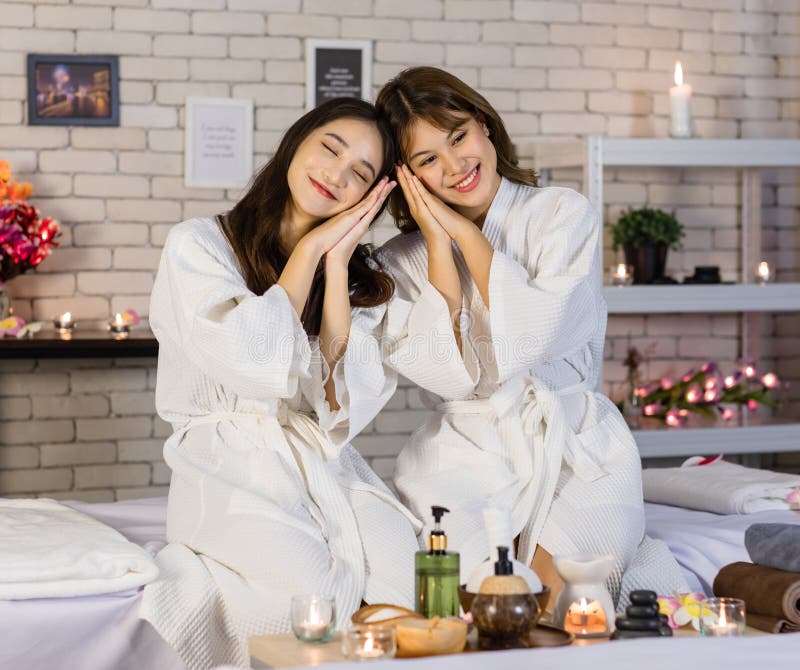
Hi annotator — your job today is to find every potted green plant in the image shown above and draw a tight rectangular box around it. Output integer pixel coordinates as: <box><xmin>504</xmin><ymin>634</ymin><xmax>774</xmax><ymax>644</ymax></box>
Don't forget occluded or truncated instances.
<box><xmin>610</xmin><ymin>207</ymin><xmax>684</xmax><ymax>284</ymax></box>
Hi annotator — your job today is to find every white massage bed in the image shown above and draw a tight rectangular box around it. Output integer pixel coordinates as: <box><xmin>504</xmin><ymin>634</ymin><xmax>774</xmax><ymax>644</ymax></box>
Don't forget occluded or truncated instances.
<box><xmin>1</xmin><ymin>497</ymin><xmax>797</xmax><ymax>670</ymax></box>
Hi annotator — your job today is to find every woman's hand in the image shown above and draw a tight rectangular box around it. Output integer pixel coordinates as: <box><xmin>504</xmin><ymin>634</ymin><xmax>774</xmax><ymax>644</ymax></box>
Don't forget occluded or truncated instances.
<box><xmin>324</xmin><ymin>177</ymin><xmax>395</xmax><ymax>269</ymax></box>
<box><xmin>399</xmin><ymin>164</ymin><xmax>473</xmax><ymax>246</ymax></box>
<box><xmin>300</xmin><ymin>177</ymin><xmax>392</xmax><ymax>261</ymax></box>
<box><xmin>397</xmin><ymin>164</ymin><xmax>451</xmax><ymax>249</ymax></box>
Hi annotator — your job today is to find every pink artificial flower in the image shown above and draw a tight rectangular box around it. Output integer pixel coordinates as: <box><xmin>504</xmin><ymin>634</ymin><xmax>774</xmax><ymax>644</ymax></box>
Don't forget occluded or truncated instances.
<box><xmin>761</xmin><ymin>372</ymin><xmax>778</xmax><ymax>389</ymax></box>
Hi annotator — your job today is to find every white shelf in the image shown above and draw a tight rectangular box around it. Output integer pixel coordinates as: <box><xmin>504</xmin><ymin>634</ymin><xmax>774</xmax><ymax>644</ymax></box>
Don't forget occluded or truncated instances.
<box><xmin>604</xmin><ymin>283</ymin><xmax>800</xmax><ymax>314</ymax></box>
<box><xmin>632</xmin><ymin>421</ymin><xmax>800</xmax><ymax>459</ymax></box>
<box><xmin>531</xmin><ymin>138</ymin><xmax>800</xmax><ymax>169</ymax></box>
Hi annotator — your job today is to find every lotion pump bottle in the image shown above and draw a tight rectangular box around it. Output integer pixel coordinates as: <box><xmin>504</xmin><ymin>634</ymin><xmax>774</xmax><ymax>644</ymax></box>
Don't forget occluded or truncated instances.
<box><xmin>414</xmin><ymin>505</ymin><xmax>460</xmax><ymax>618</ymax></box>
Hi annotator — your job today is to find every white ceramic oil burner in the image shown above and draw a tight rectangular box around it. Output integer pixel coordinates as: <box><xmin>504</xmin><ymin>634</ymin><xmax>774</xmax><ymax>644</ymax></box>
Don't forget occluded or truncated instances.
<box><xmin>552</xmin><ymin>554</ymin><xmax>615</xmax><ymax>638</ymax></box>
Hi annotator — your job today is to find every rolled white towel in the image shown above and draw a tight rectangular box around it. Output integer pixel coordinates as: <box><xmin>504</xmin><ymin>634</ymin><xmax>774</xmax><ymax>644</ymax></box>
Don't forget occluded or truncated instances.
<box><xmin>642</xmin><ymin>458</ymin><xmax>800</xmax><ymax>515</ymax></box>
<box><xmin>0</xmin><ymin>497</ymin><xmax>158</xmax><ymax>599</ymax></box>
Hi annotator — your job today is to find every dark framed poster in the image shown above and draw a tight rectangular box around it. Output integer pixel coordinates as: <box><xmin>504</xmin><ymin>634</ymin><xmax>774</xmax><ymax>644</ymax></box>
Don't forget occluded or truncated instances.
<box><xmin>27</xmin><ymin>54</ymin><xmax>119</xmax><ymax>126</ymax></box>
<box><xmin>305</xmin><ymin>39</ymin><xmax>372</xmax><ymax>110</ymax></box>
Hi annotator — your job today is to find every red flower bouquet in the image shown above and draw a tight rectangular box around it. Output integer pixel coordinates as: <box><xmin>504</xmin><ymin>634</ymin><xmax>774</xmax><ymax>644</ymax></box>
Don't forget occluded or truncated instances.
<box><xmin>0</xmin><ymin>160</ymin><xmax>59</xmax><ymax>284</ymax></box>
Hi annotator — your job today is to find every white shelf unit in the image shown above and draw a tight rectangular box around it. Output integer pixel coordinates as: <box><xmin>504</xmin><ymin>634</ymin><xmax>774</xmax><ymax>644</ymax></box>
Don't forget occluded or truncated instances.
<box><xmin>530</xmin><ymin>137</ymin><xmax>800</xmax><ymax>459</ymax></box>
<box><xmin>604</xmin><ymin>283</ymin><xmax>800</xmax><ymax>314</ymax></box>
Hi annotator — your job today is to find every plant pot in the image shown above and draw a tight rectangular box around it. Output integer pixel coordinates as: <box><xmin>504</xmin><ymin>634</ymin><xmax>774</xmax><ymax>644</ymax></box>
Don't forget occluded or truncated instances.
<box><xmin>624</xmin><ymin>243</ymin><xmax>668</xmax><ymax>284</ymax></box>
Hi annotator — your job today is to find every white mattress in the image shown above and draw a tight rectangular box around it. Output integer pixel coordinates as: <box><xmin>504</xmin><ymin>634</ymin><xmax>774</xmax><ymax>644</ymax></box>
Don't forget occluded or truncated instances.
<box><xmin>1</xmin><ymin>496</ymin><xmax>798</xmax><ymax>670</ymax></box>
<box><xmin>0</xmin><ymin>497</ymin><xmax>183</xmax><ymax>670</ymax></box>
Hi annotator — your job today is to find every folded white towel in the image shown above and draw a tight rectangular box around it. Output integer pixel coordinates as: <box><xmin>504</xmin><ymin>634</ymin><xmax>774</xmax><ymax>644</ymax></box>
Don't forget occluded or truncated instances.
<box><xmin>0</xmin><ymin>497</ymin><xmax>158</xmax><ymax>600</ymax></box>
<box><xmin>642</xmin><ymin>458</ymin><xmax>800</xmax><ymax>515</ymax></box>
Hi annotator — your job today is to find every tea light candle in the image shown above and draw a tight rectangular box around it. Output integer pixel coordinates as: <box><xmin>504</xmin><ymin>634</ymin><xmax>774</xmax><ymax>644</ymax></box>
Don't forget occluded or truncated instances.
<box><xmin>609</xmin><ymin>263</ymin><xmax>633</xmax><ymax>287</ymax></box>
<box><xmin>290</xmin><ymin>594</ymin><xmax>335</xmax><ymax>644</ymax></box>
<box><xmin>108</xmin><ymin>313</ymin><xmax>130</xmax><ymax>338</ymax></box>
<box><xmin>756</xmin><ymin>261</ymin><xmax>774</xmax><ymax>284</ymax></box>
<box><xmin>342</xmin><ymin>625</ymin><xmax>396</xmax><ymax>661</ymax></box>
<box><xmin>669</xmin><ymin>61</ymin><xmax>693</xmax><ymax>138</ymax></box>
<box><xmin>54</xmin><ymin>311</ymin><xmax>75</xmax><ymax>332</ymax></box>
<box><xmin>699</xmin><ymin>598</ymin><xmax>746</xmax><ymax>637</ymax></box>
<box><xmin>564</xmin><ymin>597</ymin><xmax>609</xmax><ymax>637</ymax></box>
<box><xmin>355</xmin><ymin>634</ymin><xmax>384</xmax><ymax>660</ymax></box>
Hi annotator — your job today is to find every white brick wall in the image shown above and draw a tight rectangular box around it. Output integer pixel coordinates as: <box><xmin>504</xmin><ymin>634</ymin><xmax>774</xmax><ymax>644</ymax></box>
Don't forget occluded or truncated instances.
<box><xmin>1</xmin><ymin>0</ymin><xmax>799</xmax><ymax>500</ymax></box>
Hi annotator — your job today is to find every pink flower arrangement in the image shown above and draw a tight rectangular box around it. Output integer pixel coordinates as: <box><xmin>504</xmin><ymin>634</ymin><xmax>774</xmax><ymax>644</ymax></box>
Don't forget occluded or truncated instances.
<box><xmin>0</xmin><ymin>160</ymin><xmax>59</xmax><ymax>284</ymax></box>
<box><xmin>635</xmin><ymin>360</ymin><xmax>782</xmax><ymax>426</ymax></box>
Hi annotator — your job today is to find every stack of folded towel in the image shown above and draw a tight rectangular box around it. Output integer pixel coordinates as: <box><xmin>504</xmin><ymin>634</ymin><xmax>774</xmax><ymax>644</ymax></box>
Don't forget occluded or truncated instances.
<box><xmin>713</xmin><ymin>524</ymin><xmax>800</xmax><ymax>634</ymax></box>
<box><xmin>0</xmin><ymin>497</ymin><xmax>159</xmax><ymax>599</ymax></box>
<box><xmin>642</xmin><ymin>457</ymin><xmax>800</xmax><ymax>514</ymax></box>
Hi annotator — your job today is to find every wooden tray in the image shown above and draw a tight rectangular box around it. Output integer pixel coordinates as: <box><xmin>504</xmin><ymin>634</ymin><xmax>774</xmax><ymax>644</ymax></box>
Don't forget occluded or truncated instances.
<box><xmin>250</xmin><ymin>623</ymin><xmax>573</xmax><ymax>668</ymax></box>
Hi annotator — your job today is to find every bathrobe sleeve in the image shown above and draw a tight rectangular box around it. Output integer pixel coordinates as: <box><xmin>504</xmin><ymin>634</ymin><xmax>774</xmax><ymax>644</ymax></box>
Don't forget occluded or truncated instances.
<box><xmin>300</xmin><ymin>303</ymin><xmax>398</xmax><ymax>448</ymax></box>
<box><xmin>489</xmin><ymin>189</ymin><xmax>602</xmax><ymax>383</ymax></box>
<box><xmin>153</xmin><ymin>221</ymin><xmax>311</xmax><ymax>399</ymax></box>
<box><xmin>377</xmin><ymin>236</ymin><xmax>479</xmax><ymax>401</ymax></box>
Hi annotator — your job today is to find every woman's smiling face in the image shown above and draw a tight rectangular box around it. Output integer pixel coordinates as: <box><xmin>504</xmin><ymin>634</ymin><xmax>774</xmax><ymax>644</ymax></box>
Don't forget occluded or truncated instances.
<box><xmin>286</xmin><ymin>117</ymin><xmax>382</xmax><ymax>222</ymax></box>
<box><xmin>404</xmin><ymin>114</ymin><xmax>501</xmax><ymax>222</ymax></box>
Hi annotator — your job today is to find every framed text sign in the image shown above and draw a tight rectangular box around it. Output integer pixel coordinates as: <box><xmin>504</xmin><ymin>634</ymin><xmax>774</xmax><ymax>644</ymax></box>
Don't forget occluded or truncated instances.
<box><xmin>305</xmin><ymin>39</ymin><xmax>372</xmax><ymax>110</ymax></box>
<box><xmin>184</xmin><ymin>97</ymin><xmax>253</xmax><ymax>189</ymax></box>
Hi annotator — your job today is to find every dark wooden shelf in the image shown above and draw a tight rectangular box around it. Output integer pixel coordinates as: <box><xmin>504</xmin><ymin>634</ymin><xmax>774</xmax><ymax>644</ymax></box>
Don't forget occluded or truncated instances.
<box><xmin>0</xmin><ymin>329</ymin><xmax>158</xmax><ymax>359</ymax></box>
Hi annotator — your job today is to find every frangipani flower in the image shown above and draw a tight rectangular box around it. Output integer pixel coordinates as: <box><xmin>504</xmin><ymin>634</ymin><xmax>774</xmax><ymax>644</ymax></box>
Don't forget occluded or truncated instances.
<box><xmin>0</xmin><ymin>315</ymin><xmax>25</xmax><ymax>337</ymax></box>
<box><xmin>120</xmin><ymin>309</ymin><xmax>140</xmax><ymax>326</ymax></box>
<box><xmin>658</xmin><ymin>593</ymin><xmax>712</xmax><ymax>630</ymax></box>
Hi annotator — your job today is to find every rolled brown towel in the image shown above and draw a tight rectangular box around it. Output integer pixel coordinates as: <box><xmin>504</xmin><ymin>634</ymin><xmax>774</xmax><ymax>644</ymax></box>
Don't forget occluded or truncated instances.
<box><xmin>713</xmin><ymin>561</ymin><xmax>800</xmax><ymax>634</ymax></box>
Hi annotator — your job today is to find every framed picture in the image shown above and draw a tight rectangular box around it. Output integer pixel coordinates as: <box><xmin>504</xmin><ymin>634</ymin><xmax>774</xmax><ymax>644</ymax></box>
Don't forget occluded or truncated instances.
<box><xmin>305</xmin><ymin>39</ymin><xmax>372</xmax><ymax>110</ymax></box>
<box><xmin>184</xmin><ymin>97</ymin><xmax>254</xmax><ymax>189</ymax></box>
<box><xmin>27</xmin><ymin>54</ymin><xmax>119</xmax><ymax>126</ymax></box>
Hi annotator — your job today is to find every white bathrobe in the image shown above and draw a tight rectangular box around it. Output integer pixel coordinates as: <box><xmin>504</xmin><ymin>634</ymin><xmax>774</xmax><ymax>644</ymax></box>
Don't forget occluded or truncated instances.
<box><xmin>382</xmin><ymin>179</ymin><xmax>688</xmax><ymax>605</ymax></box>
<box><xmin>140</xmin><ymin>218</ymin><xmax>421</xmax><ymax>670</ymax></box>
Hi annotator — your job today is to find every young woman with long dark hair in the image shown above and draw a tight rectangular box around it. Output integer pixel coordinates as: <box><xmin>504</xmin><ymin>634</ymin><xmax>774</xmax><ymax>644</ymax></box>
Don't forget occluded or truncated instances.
<box><xmin>141</xmin><ymin>98</ymin><xmax>421</xmax><ymax>670</ymax></box>
<box><xmin>375</xmin><ymin>67</ymin><xmax>688</xmax><ymax>611</ymax></box>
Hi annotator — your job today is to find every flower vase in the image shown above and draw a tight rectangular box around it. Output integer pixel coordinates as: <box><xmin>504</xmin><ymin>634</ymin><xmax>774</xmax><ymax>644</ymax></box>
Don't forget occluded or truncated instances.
<box><xmin>0</xmin><ymin>284</ymin><xmax>10</xmax><ymax>320</ymax></box>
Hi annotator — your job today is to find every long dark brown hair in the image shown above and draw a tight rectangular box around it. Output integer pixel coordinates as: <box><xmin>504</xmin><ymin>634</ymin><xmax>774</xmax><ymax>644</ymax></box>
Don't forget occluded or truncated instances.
<box><xmin>218</xmin><ymin>98</ymin><xmax>395</xmax><ymax>336</ymax></box>
<box><xmin>375</xmin><ymin>66</ymin><xmax>538</xmax><ymax>232</ymax></box>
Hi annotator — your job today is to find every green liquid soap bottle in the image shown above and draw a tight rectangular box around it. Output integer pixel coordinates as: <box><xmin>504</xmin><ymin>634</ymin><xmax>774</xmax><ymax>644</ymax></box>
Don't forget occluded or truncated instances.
<box><xmin>415</xmin><ymin>505</ymin><xmax>460</xmax><ymax>619</ymax></box>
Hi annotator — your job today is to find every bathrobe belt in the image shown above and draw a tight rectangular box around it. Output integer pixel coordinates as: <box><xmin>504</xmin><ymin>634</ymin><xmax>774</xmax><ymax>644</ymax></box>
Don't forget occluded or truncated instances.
<box><xmin>434</xmin><ymin>375</ymin><xmax>608</xmax><ymax>565</ymax></box>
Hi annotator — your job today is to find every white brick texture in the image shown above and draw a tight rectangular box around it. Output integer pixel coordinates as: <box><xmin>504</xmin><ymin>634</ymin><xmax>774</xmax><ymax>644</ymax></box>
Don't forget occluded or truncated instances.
<box><xmin>0</xmin><ymin>0</ymin><xmax>798</xmax><ymax>498</ymax></box>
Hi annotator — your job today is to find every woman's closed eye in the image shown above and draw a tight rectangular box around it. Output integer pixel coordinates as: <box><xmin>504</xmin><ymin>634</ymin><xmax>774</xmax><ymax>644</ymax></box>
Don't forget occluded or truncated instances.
<box><xmin>419</xmin><ymin>154</ymin><xmax>436</xmax><ymax>167</ymax></box>
<box><xmin>323</xmin><ymin>142</ymin><xmax>367</xmax><ymax>182</ymax></box>
<box><xmin>452</xmin><ymin>131</ymin><xmax>466</xmax><ymax>145</ymax></box>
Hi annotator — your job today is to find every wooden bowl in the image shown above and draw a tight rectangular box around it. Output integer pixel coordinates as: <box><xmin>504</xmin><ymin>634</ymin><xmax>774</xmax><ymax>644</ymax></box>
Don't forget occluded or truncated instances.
<box><xmin>395</xmin><ymin>617</ymin><xmax>468</xmax><ymax>657</ymax></box>
<box><xmin>350</xmin><ymin>603</ymin><xmax>425</xmax><ymax>627</ymax></box>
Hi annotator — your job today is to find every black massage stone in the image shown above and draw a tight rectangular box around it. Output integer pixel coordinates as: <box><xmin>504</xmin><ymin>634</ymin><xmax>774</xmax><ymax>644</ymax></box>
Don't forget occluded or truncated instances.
<box><xmin>626</xmin><ymin>604</ymin><xmax>659</xmax><ymax>619</ymax></box>
<box><xmin>616</xmin><ymin>616</ymin><xmax>661</xmax><ymax>632</ymax></box>
<box><xmin>629</xmin><ymin>590</ymin><xmax>658</xmax><ymax>605</ymax></box>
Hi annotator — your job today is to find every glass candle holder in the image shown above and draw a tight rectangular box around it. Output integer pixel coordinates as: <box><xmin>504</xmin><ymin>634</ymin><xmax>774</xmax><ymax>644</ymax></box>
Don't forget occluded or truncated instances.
<box><xmin>290</xmin><ymin>594</ymin><xmax>336</xmax><ymax>643</ymax></box>
<box><xmin>108</xmin><ymin>313</ymin><xmax>131</xmax><ymax>339</ymax></box>
<box><xmin>341</xmin><ymin>625</ymin><xmax>396</xmax><ymax>661</ymax></box>
<box><xmin>609</xmin><ymin>264</ymin><xmax>633</xmax><ymax>287</ymax></box>
<box><xmin>755</xmin><ymin>261</ymin><xmax>774</xmax><ymax>285</ymax></box>
<box><xmin>699</xmin><ymin>597</ymin><xmax>746</xmax><ymax>637</ymax></box>
<box><xmin>53</xmin><ymin>312</ymin><xmax>75</xmax><ymax>338</ymax></box>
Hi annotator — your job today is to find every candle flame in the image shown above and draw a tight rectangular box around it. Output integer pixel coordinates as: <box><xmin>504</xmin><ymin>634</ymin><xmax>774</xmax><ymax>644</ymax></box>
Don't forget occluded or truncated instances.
<box><xmin>363</xmin><ymin>634</ymin><xmax>375</xmax><ymax>653</ymax></box>
<box><xmin>308</xmin><ymin>602</ymin><xmax>323</xmax><ymax>625</ymax></box>
<box><xmin>578</xmin><ymin>597</ymin><xmax>589</xmax><ymax>613</ymax></box>
<box><xmin>718</xmin><ymin>605</ymin><xmax>728</xmax><ymax>626</ymax></box>
<box><xmin>115</xmin><ymin>313</ymin><xmax>124</xmax><ymax>325</ymax></box>
<box><xmin>62</xmin><ymin>312</ymin><xmax>71</xmax><ymax>321</ymax></box>
<box><xmin>674</xmin><ymin>61</ymin><xmax>684</xmax><ymax>86</ymax></box>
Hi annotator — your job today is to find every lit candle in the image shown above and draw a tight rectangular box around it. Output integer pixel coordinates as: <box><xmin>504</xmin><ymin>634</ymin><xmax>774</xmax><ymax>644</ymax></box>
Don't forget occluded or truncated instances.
<box><xmin>669</xmin><ymin>61</ymin><xmax>693</xmax><ymax>138</ymax></box>
<box><xmin>756</xmin><ymin>261</ymin><xmax>774</xmax><ymax>284</ymax></box>
<box><xmin>108</xmin><ymin>313</ymin><xmax>130</xmax><ymax>338</ymax></box>
<box><xmin>54</xmin><ymin>311</ymin><xmax>75</xmax><ymax>339</ymax></box>
<box><xmin>355</xmin><ymin>634</ymin><xmax>384</xmax><ymax>660</ymax></box>
<box><xmin>564</xmin><ymin>598</ymin><xmax>608</xmax><ymax>636</ymax></box>
<box><xmin>297</xmin><ymin>603</ymin><xmax>331</xmax><ymax>642</ymax></box>
<box><xmin>610</xmin><ymin>263</ymin><xmax>633</xmax><ymax>287</ymax></box>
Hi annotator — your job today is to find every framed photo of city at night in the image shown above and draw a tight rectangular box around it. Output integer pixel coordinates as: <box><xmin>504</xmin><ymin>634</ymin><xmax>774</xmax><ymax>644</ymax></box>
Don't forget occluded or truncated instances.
<box><xmin>27</xmin><ymin>54</ymin><xmax>119</xmax><ymax>126</ymax></box>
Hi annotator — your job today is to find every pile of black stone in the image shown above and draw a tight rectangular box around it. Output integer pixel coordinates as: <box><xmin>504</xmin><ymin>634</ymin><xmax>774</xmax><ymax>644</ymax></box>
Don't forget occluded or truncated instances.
<box><xmin>612</xmin><ymin>590</ymin><xmax>673</xmax><ymax>640</ymax></box>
